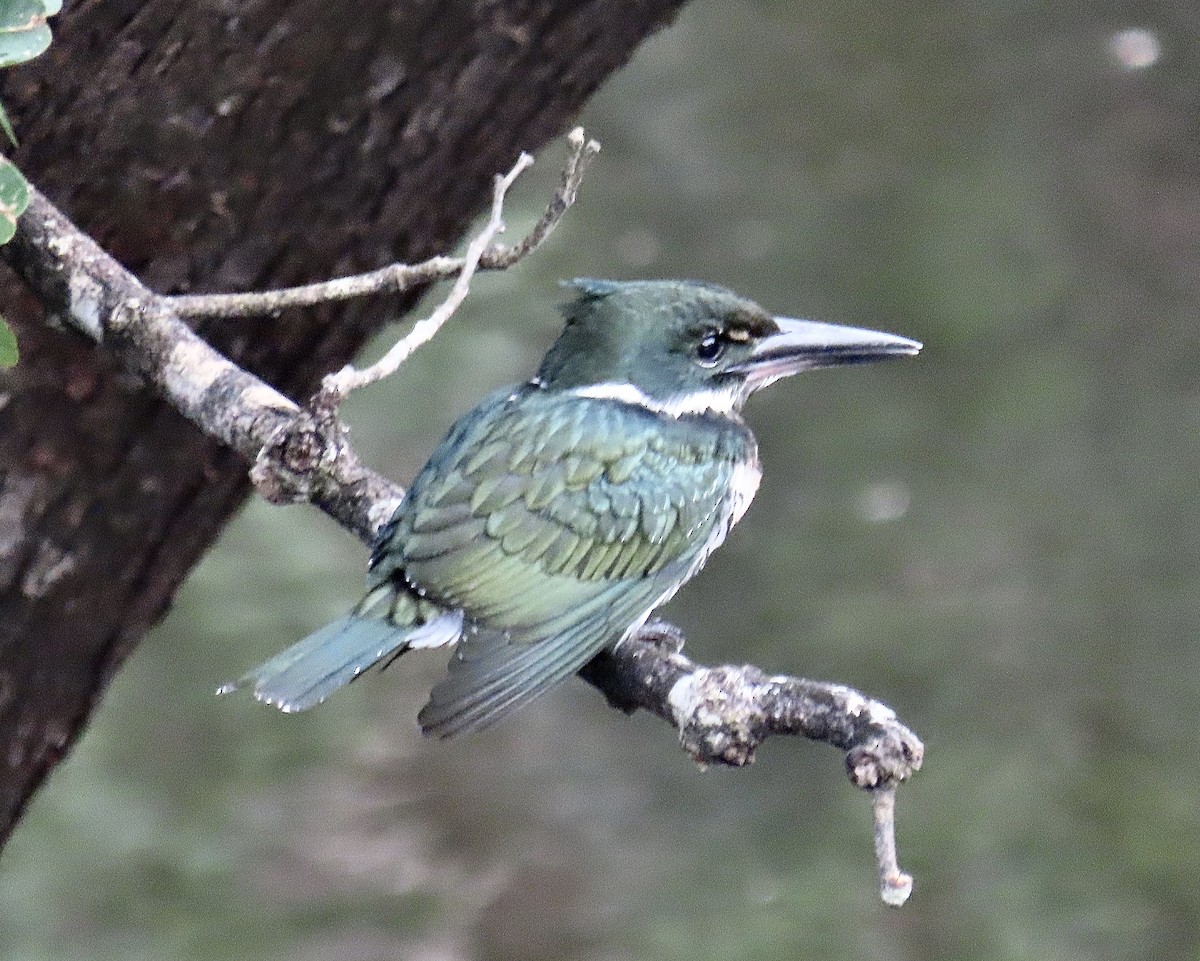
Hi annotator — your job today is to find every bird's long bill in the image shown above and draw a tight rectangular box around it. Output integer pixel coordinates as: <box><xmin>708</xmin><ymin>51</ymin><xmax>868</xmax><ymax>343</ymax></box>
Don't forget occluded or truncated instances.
<box><xmin>732</xmin><ymin>317</ymin><xmax>922</xmax><ymax>390</ymax></box>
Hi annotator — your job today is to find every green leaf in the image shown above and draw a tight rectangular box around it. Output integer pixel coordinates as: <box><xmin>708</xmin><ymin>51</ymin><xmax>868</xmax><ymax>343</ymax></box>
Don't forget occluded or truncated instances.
<box><xmin>0</xmin><ymin>155</ymin><xmax>29</xmax><ymax>244</ymax></box>
<box><xmin>0</xmin><ymin>315</ymin><xmax>17</xmax><ymax>368</ymax></box>
<box><xmin>0</xmin><ymin>0</ymin><xmax>48</xmax><ymax>26</ymax></box>
<box><xmin>40</xmin><ymin>0</ymin><xmax>61</xmax><ymax>16</ymax></box>
<box><xmin>0</xmin><ymin>0</ymin><xmax>53</xmax><ymax>69</ymax></box>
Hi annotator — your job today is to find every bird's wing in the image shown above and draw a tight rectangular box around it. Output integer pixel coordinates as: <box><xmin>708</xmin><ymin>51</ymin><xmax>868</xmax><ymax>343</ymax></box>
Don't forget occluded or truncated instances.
<box><xmin>380</xmin><ymin>387</ymin><xmax>756</xmax><ymax>736</ymax></box>
<box><xmin>416</xmin><ymin>578</ymin><xmax>668</xmax><ymax>737</ymax></box>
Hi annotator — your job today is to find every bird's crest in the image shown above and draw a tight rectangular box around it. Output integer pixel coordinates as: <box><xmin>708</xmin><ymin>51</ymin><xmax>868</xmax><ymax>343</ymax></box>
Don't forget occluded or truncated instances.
<box><xmin>562</xmin><ymin>277</ymin><xmax>621</xmax><ymax>299</ymax></box>
<box><xmin>559</xmin><ymin>277</ymin><xmax>742</xmax><ymax>327</ymax></box>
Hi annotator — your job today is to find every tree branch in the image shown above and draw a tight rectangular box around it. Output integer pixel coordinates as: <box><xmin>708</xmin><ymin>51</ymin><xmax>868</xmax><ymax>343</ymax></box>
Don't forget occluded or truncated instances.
<box><xmin>165</xmin><ymin>129</ymin><xmax>600</xmax><ymax>322</ymax></box>
<box><xmin>0</xmin><ymin>133</ymin><xmax>922</xmax><ymax>903</ymax></box>
<box><xmin>579</xmin><ymin>622</ymin><xmax>922</xmax><ymax>784</ymax></box>
<box><xmin>4</xmin><ymin>181</ymin><xmax>398</xmax><ymax>539</ymax></box>
<box><xmin>319</xmin><ymin>150</ymin><xmax>535</xmax><ymax>398</ymax></box>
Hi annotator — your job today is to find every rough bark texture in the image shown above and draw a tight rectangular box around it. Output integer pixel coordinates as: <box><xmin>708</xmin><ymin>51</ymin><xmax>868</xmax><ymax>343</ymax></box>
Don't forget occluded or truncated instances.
<box><xmin>0</xmin><ymin>0</ymin><xmax>686</xmax><ymax>847</ymax></box>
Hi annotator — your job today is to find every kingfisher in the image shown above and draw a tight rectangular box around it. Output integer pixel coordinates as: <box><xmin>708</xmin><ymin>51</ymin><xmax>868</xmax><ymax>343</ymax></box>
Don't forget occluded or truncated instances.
<box><xmin>225</xmin><ymin>279</ymin><xmax>921</xmax><ymax>737</ymax></box>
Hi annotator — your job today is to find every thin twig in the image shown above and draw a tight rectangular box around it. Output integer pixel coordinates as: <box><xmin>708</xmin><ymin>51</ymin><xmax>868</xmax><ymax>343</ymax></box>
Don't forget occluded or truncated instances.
<box><xmin>872</xmin><ymin>786</ymin><xmax>914</xmax><ymax>906</ymax></box>
<box><xmin>320</xmin><ymin>150</ymin><xmax>534</xmax><ymax>397</ymax></box>
<box><xmin>480</xmin><ymin>126</ymin><xmax>600</xmax><ymax>268</ymax></box>
<box><xmin>167</xmin><ymin>255</ymin><xmax>464</xmax><ymax>319</ymax></box>
<box><xmin>165</xmin><ymin>127</ymin><xmax>600</xmax><ymax>321</ymax></box>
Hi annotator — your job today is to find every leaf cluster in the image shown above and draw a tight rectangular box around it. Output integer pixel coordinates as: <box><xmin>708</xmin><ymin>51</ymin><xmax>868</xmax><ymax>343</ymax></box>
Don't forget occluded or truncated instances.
<box><xmin>0</xmin><ymin>0</ymin><xmax>59</xmax><ymax>366</ymax></box>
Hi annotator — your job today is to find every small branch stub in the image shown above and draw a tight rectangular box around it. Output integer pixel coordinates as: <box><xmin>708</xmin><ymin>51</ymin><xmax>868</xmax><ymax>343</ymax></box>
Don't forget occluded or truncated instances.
<box><xmin>872</xmin><ymin>786</ymin><xmax>914</xmax><ymax>907</ymax></box>
<box><xmin>248</xmin><ymin>413</ymin><xmax>331</xmax><ymax>505</ymax></box>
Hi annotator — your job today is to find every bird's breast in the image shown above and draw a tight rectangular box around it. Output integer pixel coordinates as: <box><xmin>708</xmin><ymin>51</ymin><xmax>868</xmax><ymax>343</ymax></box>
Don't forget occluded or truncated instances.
<box><xmin>677</xmin><ymin>447</ymin><xmax>762</xmax><ymax>586</ymax></box>
<box><xmin>728</xmin><ymin>455</ymin><xmax>763</xmax><ymax>528</ymax></box>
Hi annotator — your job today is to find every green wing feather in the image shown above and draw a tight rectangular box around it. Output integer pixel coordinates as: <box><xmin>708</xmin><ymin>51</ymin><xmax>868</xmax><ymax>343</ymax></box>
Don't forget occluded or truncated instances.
<box><xmin>380</xmin><ymin>386</ymin><xmax>758</xmax><ymax>736</ymax></box>
<box><xmin>417</xmin><ymin>578</ymin><xmax>669</xmax><ymax>737</ymax></box>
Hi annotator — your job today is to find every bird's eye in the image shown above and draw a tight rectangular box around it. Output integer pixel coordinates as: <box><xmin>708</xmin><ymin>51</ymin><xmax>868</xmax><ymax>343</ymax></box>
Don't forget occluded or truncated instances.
<box><xmin>696</xmin><ymin>332</ymin><xmax>725</xmax><ymax>365</ymax></box>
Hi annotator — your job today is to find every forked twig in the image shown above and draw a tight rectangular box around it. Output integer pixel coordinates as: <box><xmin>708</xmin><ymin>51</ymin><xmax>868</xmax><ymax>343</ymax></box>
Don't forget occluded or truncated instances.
<box><xmin>166</xmin><ymin>128</ymin><xmax>600</xmax><ymax>322</ymax></box>
<box><xmin>319</xmin><ymin>151</ymin><xmax>534</xmax><ymax>398</ymax></box>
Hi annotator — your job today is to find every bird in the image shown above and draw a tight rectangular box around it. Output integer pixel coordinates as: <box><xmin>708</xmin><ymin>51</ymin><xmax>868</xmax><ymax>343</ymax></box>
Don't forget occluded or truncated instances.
<box><xmin>223</xmin><ymin>278</ymin><xmax>921</xmax><ymax>738</ymax></box>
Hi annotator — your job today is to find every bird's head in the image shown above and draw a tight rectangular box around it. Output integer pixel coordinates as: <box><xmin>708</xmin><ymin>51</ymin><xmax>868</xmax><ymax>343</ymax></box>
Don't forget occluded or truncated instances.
<box><xmin>535</xmin><ymin>278</ymin><xmax>921</xmax><ymax>416</ymax></box>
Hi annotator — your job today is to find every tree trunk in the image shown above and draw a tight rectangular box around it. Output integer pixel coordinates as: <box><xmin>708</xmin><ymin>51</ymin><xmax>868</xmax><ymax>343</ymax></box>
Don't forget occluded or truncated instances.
<box><xmin>0</xmin><ymin>0</ymin><xmax>685</xmax><ymax>847</ymax></box>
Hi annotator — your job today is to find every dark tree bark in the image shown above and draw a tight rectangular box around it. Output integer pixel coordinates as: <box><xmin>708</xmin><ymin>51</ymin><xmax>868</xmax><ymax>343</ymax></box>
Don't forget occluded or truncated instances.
<box><xmin>0</xmin><ymin>0</ymin><xmax>686</xmax><ymax>847</ymax></box>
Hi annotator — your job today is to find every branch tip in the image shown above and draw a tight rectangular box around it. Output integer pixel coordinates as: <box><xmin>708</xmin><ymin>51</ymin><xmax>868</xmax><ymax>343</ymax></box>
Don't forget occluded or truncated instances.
<box><xmin>872</xmin><ymin>786</ymin><xmax>913</xmax><ymax>907</ymax></box>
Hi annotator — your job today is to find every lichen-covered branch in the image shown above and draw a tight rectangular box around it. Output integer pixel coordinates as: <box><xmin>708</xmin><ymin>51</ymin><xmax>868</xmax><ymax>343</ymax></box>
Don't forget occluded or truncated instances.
<box><xmin>581</xmin><ymin>622</ymin><xmax>922</xmax><ymax>905</ymax></box>
<box><xmin>0</xmin><ymin>133</ymin><xmax>921</xmax><ymax>903</ymax></box>
<box><xmin>4</xmin><ymin>181</ymin><xmax>396</xmax><ymax>539</ymax></box>
<box><xmin>580</xmin><ymin>622</ymin><xmax>923</xmax><ymax>783</ymax></box>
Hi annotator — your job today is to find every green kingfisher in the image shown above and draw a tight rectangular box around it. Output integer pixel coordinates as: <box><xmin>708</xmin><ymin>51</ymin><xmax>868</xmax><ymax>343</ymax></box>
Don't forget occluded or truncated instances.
<box><xmin>224</xmin><ymin>279</ymin><xmax>921</xmax><ymax>737</ymax></box>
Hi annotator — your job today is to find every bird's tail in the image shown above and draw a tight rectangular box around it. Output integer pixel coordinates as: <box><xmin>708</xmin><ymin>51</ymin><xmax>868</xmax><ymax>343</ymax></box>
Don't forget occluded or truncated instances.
<box><xmin>219</xmin><ymin>584</ymin><xmax>462</xmax><ymax>713</ymax></box>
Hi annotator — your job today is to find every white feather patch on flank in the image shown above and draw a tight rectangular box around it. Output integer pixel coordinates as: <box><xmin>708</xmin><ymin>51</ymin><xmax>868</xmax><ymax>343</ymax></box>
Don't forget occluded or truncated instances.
<box><xmin>728</xmin><ymin>457</ymin><xmax>762</xmax><ymax>527</ymax></box>
<box><xmin>406</xmin><ymin>609</ymin><xmax>465</xmax><ymax>649</ymax></box>
<box><xmin>566</xmin><ymin>381</ymin><xmax>741</xmax><ymax>417</ymax></box>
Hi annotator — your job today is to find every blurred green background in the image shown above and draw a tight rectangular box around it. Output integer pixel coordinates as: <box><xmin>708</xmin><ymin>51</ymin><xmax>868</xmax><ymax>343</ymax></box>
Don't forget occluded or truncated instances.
<box><xmin>4</xmin><ymin>0</ymin><xmax>1199</xmax><ymax>958</ymax></box>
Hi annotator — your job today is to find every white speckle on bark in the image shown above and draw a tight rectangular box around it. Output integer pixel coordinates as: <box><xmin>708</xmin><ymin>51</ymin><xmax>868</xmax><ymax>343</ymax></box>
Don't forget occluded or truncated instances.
<box><xmin>826</xmin><ymin>682</ymin><xmax>897</xmax><ymax>726</ymax></box>
<box><xmin>68</xmin><ymin>270</ymin><xmax>105</xmax><ymax>339</ymax></box>
<box><xmin>667</xmin><ymin>672</ymin><xmax>704</xmax><ymax>726</ymax></box>
<box><xmin>8</xmin><ymin>717</ymin><xmax>36</xmax><ymax>768</ymax></box>
<box><xmin>42</xmin><ymin>718</ymin><xmax>70</xmax><ymax>751</ymax></box>
<box><xmin>367</xmin><ymin>493</ymin><xmax>405</xmax><ymax>535</ymax></box>
<box><xmin>241</xmin><ymin>381</ymin><xmax>298</xmax><ymax>414</ymax></box>
<box><xmin>21</xmin><ymin>540</ymin><xmax>78</xmax><ymax>598</ymax></box>
<box><xmin>0</xmin><ymin>475</ymin><xmax>44</xmax><ymax>560</ymax></box>
<box><xmin>163</xmin><ymin>339</ymin><xmax>231</xmax><ymax>408</ymax></box>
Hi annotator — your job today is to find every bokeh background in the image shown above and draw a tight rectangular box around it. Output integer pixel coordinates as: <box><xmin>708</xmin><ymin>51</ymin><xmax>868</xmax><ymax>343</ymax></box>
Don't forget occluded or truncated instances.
<box><xmin>4</xmin><ymin>1</ymin><xmax>1198</xmax><ymax>958</ymax></box>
